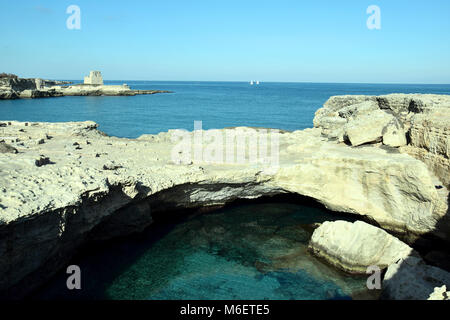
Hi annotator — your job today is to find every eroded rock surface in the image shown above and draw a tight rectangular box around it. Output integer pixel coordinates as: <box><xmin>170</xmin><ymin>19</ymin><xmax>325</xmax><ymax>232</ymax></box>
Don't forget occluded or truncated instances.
<box><xmin>315</xmin><ymin>94</ymin><xmax>450</xmax><ymax>189</ymax></box>
<box><xmin>344</xmin><ymin>109</ymin><xmax>395</xmax><ymax>146</ymax></box>
<box><xmin>308</xmin><ymin>220</ymin><xmax>415</xmax><ymax>274</ymax></box>
<box><xmin>0</xmin><ymin>142</ymin><xmax>18</xmax><ymax>154</ymax></box>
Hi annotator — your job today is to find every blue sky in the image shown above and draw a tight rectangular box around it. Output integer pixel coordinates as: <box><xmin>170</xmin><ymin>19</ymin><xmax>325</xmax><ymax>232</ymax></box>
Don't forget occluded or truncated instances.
<box><xmin>1</xmin><ymin>0</ymin><xmax>449</xmax><ymax>83</ymax></box>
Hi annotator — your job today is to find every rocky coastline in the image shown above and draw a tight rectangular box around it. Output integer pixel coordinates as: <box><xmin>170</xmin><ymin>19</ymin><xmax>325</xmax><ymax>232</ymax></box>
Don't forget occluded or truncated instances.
<box><xmin>0</xmin><ymin>93</ymin><xmax>449</xmax><ymax>299</ymax></box>
<box><xmin>0</xmin><ymin>76</ymin><xmax>171</xmax><ymax>100</ymax></box>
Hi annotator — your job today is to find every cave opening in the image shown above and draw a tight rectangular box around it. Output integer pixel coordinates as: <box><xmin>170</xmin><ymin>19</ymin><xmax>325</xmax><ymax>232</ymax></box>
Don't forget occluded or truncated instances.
<box><xmin>27</xmin><ymin>194</ymin><xmax>378</xmax><ymax>300</ymax></box>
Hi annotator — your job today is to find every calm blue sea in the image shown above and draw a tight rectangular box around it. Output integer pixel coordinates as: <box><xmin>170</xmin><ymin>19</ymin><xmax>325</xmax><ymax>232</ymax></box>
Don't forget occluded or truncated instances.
<box><xmin>1</xmin><ymin>81</ymin><xmax>449</xmax><ymax>138</ymax></box>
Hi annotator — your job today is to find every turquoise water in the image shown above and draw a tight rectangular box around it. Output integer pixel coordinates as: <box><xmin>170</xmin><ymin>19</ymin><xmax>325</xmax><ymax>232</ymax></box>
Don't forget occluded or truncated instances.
<box><xmin>31</xmin><ymin>202</ymin><xmax>372</xmax><ymax>300</ymax></box>
<box><xmin>1</xmin><ymin>81</ymin><xmax>449</xmax><ymax>138</ymax></box>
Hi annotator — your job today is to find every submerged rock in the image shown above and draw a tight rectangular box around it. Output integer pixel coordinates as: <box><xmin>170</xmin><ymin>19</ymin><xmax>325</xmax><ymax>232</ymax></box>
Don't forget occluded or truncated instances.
<box><xmin>310</xmin><ymin>220</ymin><xmax>450</xmax><ymax>300</ymax></box>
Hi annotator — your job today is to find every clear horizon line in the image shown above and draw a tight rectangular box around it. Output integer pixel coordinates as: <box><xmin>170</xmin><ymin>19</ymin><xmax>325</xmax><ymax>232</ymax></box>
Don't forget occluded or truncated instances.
<box><xmin>56</xmin><ymin>79</ymin><xmax>450</xmax><ymax>86</ymax></box>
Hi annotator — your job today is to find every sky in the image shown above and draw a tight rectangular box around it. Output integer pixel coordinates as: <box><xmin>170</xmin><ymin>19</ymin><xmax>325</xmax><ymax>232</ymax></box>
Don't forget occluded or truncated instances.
<box><xmin>1</xmin><ymin>0</ymin><xmax>450</xmax><ymax>83</ymax></box>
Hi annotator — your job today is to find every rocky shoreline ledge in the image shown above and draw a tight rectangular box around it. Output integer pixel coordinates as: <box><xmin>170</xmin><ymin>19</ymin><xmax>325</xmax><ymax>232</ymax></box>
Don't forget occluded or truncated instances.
<box><xmin>0</xmin><ymin>93</ymin><xmax>449</xmax><ymax>299</ymax></box>
<box><xmin>0</xmin><ymin>76</ymin><xmax>171</xmax><ymax>99</ymax></box>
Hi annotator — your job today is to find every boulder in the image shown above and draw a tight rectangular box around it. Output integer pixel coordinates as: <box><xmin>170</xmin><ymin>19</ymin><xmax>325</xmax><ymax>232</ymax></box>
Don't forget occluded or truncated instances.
<box><xmin>103</xmin><ymin>160</ymin><xmax>123</xmax><ymax>170</ymax></box>
<box><xmin>308</xmin><ymin>220</ymin><xmax>414</xmax><ymax>274</ymax></box>
<box><xmin>344</xmin><ymin>110</ymin><xmax>395</xmax><ymax>146</ymax></box>
<box><xmin>35</xmin><ymin>155</ymin><xmax>51</xmax><ymax>167</ymax></box>
<box><xmin>428</xmin><ymin>286</ymin><xmax>449</xmax><ymax>300</ymax></box>
<box><xmin>313</xmin><ymin>99</ymin><xmax>378</xmax><ymax>141</ymax></box>
<box><xmin>0</xmin><ymin>142</ymin><xmax>18</xmax><ymax>154</ymax></box>
<box><xmin>338</xmin><ymin>100</ymin><xmax>379</xmax><ymax>119</ymax></box>
<box><xmin>382</xmin><ymin>118</ymin><xmax>407</xmax><ymax>147</ymax></box>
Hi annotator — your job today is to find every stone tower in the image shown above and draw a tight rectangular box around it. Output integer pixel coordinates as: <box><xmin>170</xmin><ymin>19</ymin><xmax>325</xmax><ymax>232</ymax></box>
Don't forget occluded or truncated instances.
<box><xmin>84</xmin><ymin>71</ymin><xmax>103</xmax><ymax>85</ymax></box>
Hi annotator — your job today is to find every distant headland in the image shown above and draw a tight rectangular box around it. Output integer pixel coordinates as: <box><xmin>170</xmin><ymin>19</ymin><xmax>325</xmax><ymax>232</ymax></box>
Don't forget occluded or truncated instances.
<box><xmin>0</xmin><ymin>71</ymin><xmax>171</xmax><ymax>99</ymax></box>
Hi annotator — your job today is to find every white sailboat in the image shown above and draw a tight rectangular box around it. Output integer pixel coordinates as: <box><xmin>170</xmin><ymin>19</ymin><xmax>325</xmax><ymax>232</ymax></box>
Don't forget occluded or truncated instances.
<box><xmin>256</xmin><ymin>80</ymin><xmax>260</xmax><ymax>85</ymax></box>
<box><xmin>250</xmin><ymin>80</ymin><xmax>254</xmax><ymax>85</ymax></box>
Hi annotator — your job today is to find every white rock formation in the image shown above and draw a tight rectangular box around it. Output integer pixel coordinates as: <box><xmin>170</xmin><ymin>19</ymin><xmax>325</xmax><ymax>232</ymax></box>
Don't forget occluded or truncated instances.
<box><xmin>309</xmin><ymin>219</ymin><xmax>450</xmax><ymax>300</ymax></box>
<box><xmin>382</xmin><ymin>118</ymin><xmax>407</xmax><ymax>147</ymax></box>
<box><xmin>403</xmin><ymin>107</ymin><xmax>450</xmax><ymax>188</ymax></box>
<box><xmin>315</xmin><ymin>94</ymin><xmax>450</xmax><ymax>188</ymax></box>
<box><xmin>344</xmin><ymin>109</ymin><xmax>395</xmax><ymax>146</ymax></box>
<box><xmin>427</xmin><ymin>285</ymin><xmax>449</xmax><ymax>300</ymax></box>
<box><xmin>308</xmin><ymin>220</ymin><xmax>414</xmax><ymax>274</ymax></box>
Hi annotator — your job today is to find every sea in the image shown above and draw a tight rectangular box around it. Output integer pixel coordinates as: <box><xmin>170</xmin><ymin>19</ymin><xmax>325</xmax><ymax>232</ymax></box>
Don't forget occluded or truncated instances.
<box><xmin>1</xmin><ymin>81</ymin><xmax>449</xmax><ymax>138</ymax></box>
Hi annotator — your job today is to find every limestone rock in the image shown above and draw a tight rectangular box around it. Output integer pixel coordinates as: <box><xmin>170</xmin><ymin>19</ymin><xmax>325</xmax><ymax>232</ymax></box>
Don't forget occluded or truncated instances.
<box><xmin>276</xmin><ymin>132</ymin><xmax>447</xmax><ymax>239</ymax></box>
<box><xmin>382</xmin><ymin>256</ymin><xmax>450</xmax><ymax>300</ymax></box>
<box><xmin>315</xmin><ymin>94</ymin><xmax>450</xmax><ymax>138</ymax></box>
<box><xmin>317</xmin><ymin>95</ymin><xmax>377</xmax><ymax>114</ymax></box>
<box><xmin>103</xmin><ymin>160</ymin><xmax>123</xmax><ymax>170</ymax></box>
<box><xmin>409</xmin><ymin>108</ymin><xmax>450</xmax><ymax>159</ymax></box>
<box><xmin>0</xmin><ymin>142</ymin><xmax>18</xmax><ymax>154</ymax></box>
<box><xmin>35</xmin><ymin>155</ymin><xmax>51</xmax><ymax>167</ymax></box>
<box><xmin>401</xmin><ymin>145</ymin><xmax>450</xmax><ymax>189</ymax></box>
<box><xmin>382</xmin><ymin>118</ymin><xmax>407</xmax><ymax>147</ymax></box>
<box><xmin>428</xmin><ymin>285</ymin><xmax>449</xmax><ymax>300</ymax></box>
<box><xmin>403</xmin><ymin>107</ymin><xmax>450</xmax><ymax>187</ymax></box>
<box><xmin>308</xmin><ymin>220</ymin><xmax>414</xmax><ymax>274</ymax></box>
<box><xmin>344</xmin><ymin>110</ymin><xmax>395</xmax><ymax>146</ymax></box>
<box><xmin>314</xmin><ymin>93</ymin><xmax>450</xmax><ymax>188</ymax></box>
<box><xmin>313</xmin><ymin>96</ymin><xmax>377</xmax><ymax>139</ymax></box>
<box><xmin>338</xmin><ymin>101</ymin><xmax>379</xmax><ymax>119</ymax></box>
